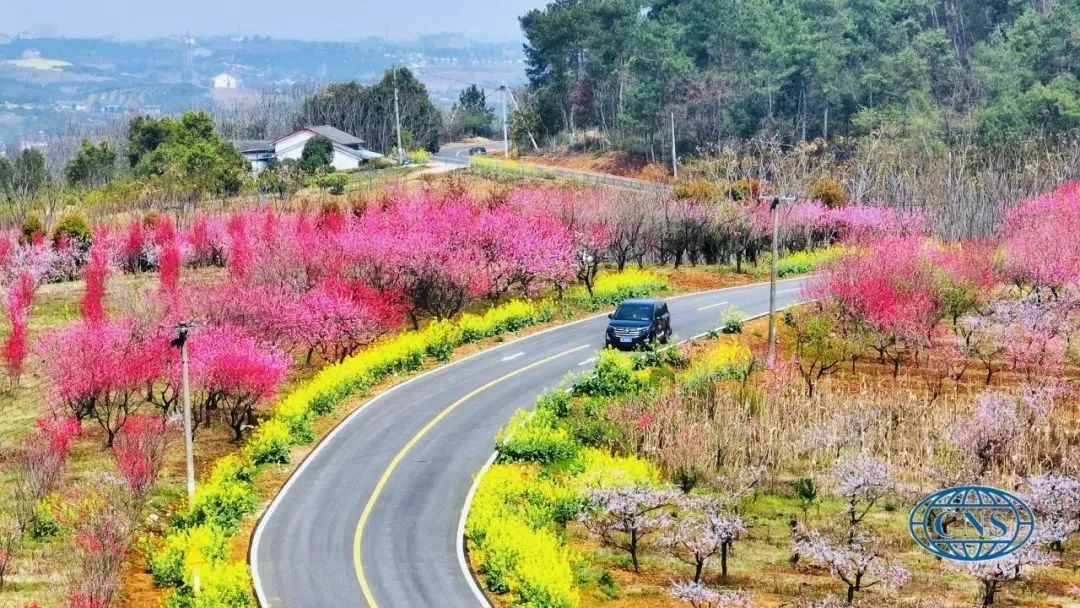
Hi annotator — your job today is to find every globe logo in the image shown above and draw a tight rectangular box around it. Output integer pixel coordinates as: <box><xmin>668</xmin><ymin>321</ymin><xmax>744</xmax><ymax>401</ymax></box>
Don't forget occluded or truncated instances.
<box><xmin>909</xmin><ymin>486</ymin><xmax>1035</xmax><ymax>562</ymax></box>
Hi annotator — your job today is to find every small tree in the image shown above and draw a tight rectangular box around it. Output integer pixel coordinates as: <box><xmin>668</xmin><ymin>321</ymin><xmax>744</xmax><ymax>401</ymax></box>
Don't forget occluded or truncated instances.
<box><xmin>69</xmin><ymin>494</ymin><xmax>134</xmax><ymax>608</ymax></box>
<box><xmin>956</xmin><ymin>548</ymin><xmax>1054</xmax><ymax>607</ymax></box>
<box><xmin>300</xmin><ymin>135</ymin><xmax>334</xmax><ymax>173</ymax></box>
<box><xmin>65</xmin><ymin>140</ymin><xmax>118</xmax><ymax>188</ymax></box>
<box><xmin>1025</xmin><ymin>474</ymin><xmax>1080</xmax><ymax>552</ymax></box>
<box><xmin>785</xmin><ymin>310</ymin><xmax>850</xmax><ymax>397</ymax></box>
<box><xmin>3</xmin><ymin>271</ymin><xmax>34</xmax><ymax>384</ymax></box>
<box><xmin>11</xmin><ymin>417</ymin><xmax>81</xmax><ymax>533</ymax></box>
<box><xmin>951</xmin><ymin>392</ymin><xmax>1021</xmax><ymax>477</ymax></box>
<box><xmin>794</xmin><ymin>527</ymin><xmax>910</xmax><ymax>605</ymax></box>
<box><xmin>35</xmin><ymin>320</ymin><xmax>164</xmax><ymax>445</ymax></box>
<box><xmin>112</xmin><ymin>414</ymin><xmax>169</xmax><ymax>503</ymax></box>
<box><xmin>669</xmin><ymin>582</ymin><xmax>756</xmax><ymax>608</ymax></box>
<box><xmin>184</xmin><ymin>325</ymin><xmax>288</xmax><ymax>441</ymax></box>
<box><xmin>669</xmin><ymin>497</ymin><xmax>746</xmax><ymax>581</ymax></box>
<box><xmin>81</xmin><ymin>242</ymin><xmax>109</xmax><ymax>323</ymax></box>
<box><xmin>833</xmin><ymin>457</ymin><xmax>893</xmax><ymax>543</ymax></box>
<box><xmin>582</xmin><ymin>485</ymin><xmax>678</xmax><ymax>572</ymax></box>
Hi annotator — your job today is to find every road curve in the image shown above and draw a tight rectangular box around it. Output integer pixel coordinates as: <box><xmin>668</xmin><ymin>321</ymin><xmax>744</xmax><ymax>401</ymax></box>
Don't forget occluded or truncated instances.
<box><xmin>251</xmin><ymin>278</ymin><xmax>809</xmax><ymax>608</ymax></box>
<box><xmin>433</xmin><ymin>143</ymin><xmax>673</xmax><ymax>194</ymax></box>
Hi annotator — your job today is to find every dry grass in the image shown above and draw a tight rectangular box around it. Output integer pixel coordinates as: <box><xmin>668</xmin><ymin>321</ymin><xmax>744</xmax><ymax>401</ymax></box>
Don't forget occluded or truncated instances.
<box><xmin>558</xmin><ymin>314</ymin><xmax>1080</xmax><ymax>608</ymax></box>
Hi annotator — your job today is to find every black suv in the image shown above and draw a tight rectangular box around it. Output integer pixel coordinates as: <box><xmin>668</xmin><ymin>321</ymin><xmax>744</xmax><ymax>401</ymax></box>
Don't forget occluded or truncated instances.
<box><xmin>605</xmin><ymin>299</ymin><xmax>672</xmax><ymax>350</ymax></box>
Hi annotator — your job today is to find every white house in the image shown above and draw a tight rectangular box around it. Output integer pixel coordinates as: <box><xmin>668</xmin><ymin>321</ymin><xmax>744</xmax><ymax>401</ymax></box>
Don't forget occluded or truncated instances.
<box><xmin>233</xmin><ymin>125</ymin><xmax>383</xmax><ymax>174</ymax></box>
<box><xmin>211</xmin><ymin>72</ymin><xmax>238</xmax><ymax>89</ymax></box>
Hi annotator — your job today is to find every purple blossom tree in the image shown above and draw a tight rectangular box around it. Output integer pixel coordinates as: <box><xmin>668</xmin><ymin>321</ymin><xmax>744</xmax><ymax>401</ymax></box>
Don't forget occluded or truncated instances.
<box><xmin>1025</xmin><ymin>474</ymin><xmax>1080</xmax><ymax>551</ymax></box>
<box><xmin>669</xmin><ymin>496</ymin><xmax>747</xmax><ymax>581</ymax></box>
<box><xmin>669</xmin><ymin>582</ymin><xmax>756</xmax><ymax>608</ymax></box>
<box><xmin>581</xmin><ymin>485</ymin><xmax>678</xmax><ymax>572</ymax></box>
<box><xmin>794</xmin><ymin>527</ymin><xmax>910</xmax><ymax>605</ymax></box>
<box><xmin>950</xmin><ymin>392</ymin><xmax>1021</xmax><ymax>477</ymax></box>
<box><xmin>833</xmin><ymin>457</ymin><xmax>893</xmax><ymax>543</ymax></box>
<box><xmin>953</xmin><ymin>547</ymin><xmax>1054</xmax><ymax>607</ymax></box>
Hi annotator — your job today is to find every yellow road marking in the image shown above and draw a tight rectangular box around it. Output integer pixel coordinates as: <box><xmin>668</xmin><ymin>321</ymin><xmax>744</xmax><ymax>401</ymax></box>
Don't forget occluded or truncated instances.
<box><xmin>353</xmin><ymin>344</ymin><xmax>590</xmax><ymax>607</ymax></box>
<box><xmin>695</xmin><ymin>301</ymin><xmax>729</xmax><ymax>312</ymax></box>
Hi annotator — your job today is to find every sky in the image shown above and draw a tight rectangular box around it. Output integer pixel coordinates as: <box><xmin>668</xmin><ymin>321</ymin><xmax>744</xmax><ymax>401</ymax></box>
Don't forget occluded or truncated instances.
<box><xmin>0</xmin><ymin>0</ymin><xmax>548</xmax><ymax>41</ymax></box>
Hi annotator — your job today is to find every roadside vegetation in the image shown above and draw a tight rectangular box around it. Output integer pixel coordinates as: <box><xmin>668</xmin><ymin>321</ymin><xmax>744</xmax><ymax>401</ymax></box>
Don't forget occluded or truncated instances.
<box><xmin>0</xmin><ymin>169</ymin><xmax>858</xmax><ymax>607</ymax></box>
<box><xmin>466</xmin><ymin>182</ymin><xmax>1080</xmax><ymax>608</ymax></box>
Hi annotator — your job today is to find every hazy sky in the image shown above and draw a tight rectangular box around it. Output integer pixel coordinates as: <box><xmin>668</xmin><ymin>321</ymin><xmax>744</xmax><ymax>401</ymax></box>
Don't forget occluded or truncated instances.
<box><xmin>1</xmin><ymin>0</ymin><xmax>548</xmax><ymax>41</ymax></box>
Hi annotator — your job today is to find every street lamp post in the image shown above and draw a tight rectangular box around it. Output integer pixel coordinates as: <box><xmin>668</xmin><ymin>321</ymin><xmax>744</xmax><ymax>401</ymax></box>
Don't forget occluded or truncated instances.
<box><xmin>170</xmin><ymin>322</ymin><xmax>196</xmax><ymax>499</ymax></box>
<box><xmin>761</xmin><ymin>195</ymin><xmax>797</xmax><ymax>368</ymax></box>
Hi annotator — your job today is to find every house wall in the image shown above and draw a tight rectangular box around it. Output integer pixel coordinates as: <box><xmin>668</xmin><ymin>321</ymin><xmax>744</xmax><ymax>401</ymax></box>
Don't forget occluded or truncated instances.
<box><xmin>275</xmin><ymin>131</ymin><xmax>361</xmax><ymax>170</ymax></box>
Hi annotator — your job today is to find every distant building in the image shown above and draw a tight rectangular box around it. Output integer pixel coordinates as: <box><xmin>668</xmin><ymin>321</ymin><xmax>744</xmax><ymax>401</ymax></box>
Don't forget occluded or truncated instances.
<box><xmin>101</xmin><ymin>103</ymin><xmax>126</xmax><ymax>115</ymax></box>
<box><xmin>233</xmin><ymin>125</ymin><xmax>383</xmax><ymax>174</ymax></box>
<box><xmin>19</xmin><ymin>135</ymin><xmax>47</xmax><ymax>153</ymax></box>
<box><xmin>212</xmin><ymin>73</ymin><xmax>238</xmax><ymax>89</ymax></box>
<box><xmin>21</xmin><ymin>48</ymin><xmax>41</xmax><ymax>60</ymax></box>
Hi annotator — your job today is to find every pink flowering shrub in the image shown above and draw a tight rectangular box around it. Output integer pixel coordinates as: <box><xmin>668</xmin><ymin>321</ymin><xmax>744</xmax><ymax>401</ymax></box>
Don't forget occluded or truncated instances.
<box><xmin>112</xmin><ymin>414</ymin><xmax>169</xmax><ymax>500</ymax></box>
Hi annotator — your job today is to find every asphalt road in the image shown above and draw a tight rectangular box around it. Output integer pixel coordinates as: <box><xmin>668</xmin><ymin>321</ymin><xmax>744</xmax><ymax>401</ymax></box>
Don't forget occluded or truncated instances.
<box><xmin>433</xmin><ymin>142</ymin><xmax>673</xmax><ymax>194</ymax></box>
<box><xmin>251</xmin><ymin>277</ymin><xmax>809</xmax><ymax>608</ymax></box>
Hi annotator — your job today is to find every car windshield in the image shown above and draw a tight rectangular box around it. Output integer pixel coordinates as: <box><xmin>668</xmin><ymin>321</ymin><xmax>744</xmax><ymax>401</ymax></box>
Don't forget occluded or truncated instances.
<box><xmin>613</xmin><ymin>303</ymin><xmax>653</xmax><ymax>321</ymax></box>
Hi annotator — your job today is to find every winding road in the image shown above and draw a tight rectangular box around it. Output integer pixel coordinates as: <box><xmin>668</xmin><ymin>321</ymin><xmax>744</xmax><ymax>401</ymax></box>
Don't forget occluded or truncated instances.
<box><xmin>250</xmin><ymin>277</ymin><xmax>809</xmax><ymax>608</ymax></box>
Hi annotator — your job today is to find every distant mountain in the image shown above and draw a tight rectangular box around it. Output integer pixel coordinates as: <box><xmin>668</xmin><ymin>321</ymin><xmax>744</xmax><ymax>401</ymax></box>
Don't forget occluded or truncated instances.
<box><xmin>0</xmin><ymin>35</ymin><xmax>526</xmax><ymax>144</ymax></box>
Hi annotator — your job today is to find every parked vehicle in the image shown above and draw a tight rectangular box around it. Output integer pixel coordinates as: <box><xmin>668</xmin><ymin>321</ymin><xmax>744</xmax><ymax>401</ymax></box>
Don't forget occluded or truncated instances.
<box><xmin>605</xmin><ymin>298</ymin><xmax>672</xmax><ymax>349</ymax></box>
<box><xmin>468</xmin><ymin>146</ymin><xmax>488</xmax><ymax>156</ymax></box>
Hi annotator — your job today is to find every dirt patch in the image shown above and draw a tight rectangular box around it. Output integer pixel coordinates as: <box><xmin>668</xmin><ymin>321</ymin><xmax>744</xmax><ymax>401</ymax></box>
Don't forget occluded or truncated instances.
<box><xmin>524</xmin><ymin>151</ymin><xmax>672</xmax><ymax>184</ymax></box>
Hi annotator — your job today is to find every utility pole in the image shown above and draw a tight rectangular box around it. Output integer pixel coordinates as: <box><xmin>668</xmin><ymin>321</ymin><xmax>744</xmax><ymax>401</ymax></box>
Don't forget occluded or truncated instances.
<box><xmin>393</xmin><ymin>67</ymin><xmax>405</xmax><ymax>165</ymax></box>
<box><xmin>503</xmin><ymin>83</ymin><xmax>540</xmax><ymax>152</ymax></box>
<box><xmin>761</xmin><ymin>195</ymin><xmax>797</xmax><ymax>367</ymax></box>
<box><xmin>670</xmin><ymin>111</ymin><xmax>678</xmax><ymax>178</ymax></box>
<box><xmin>500</xmin><ymin>85</ymin><xmax>510</xmax><ymax>158</ymax></box>
<box><xmin>171</xmin><ymin>322</ymin><xmax>196</xmax><ymax>499</ymax></box>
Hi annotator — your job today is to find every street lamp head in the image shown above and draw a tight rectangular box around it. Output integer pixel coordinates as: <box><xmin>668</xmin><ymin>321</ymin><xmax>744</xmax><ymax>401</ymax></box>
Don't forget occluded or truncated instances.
<box><xmin>170</xmin><ymin>322</ymin><xmax>190</xmax><ymax>349</ymax></box>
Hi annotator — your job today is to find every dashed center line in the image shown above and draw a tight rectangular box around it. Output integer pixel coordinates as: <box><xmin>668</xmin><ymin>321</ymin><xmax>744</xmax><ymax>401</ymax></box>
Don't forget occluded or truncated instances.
<box><xmin>577</xmin><ymin>356</ymin><xmax>597</xmax><ymax>366</ymax></box>
<box><xmin>695</xmin><ymin>301</ymin><xmax>729</xmax><ymax>312</ymax></box>
<box><xmin>501</xmin><ymin>352</ymin><xmax>525</xmax><ymax>361</ymax></box>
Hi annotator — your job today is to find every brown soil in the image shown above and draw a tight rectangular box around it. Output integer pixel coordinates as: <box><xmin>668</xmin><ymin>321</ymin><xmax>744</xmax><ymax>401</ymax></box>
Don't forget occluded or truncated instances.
<box><xmin>524</xmin><ymin>151</ymin><xmax>672</xmax><ymax>184</ymax></box>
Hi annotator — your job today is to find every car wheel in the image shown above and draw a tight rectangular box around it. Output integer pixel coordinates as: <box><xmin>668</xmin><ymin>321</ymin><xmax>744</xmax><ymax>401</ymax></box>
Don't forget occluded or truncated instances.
<box><xmin>659</xmin><ymin>330</ymin><xmax>669</xmax><ymax>345</ymax></box>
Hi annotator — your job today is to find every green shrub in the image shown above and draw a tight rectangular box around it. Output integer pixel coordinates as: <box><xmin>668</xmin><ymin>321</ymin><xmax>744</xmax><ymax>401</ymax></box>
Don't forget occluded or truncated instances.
<box><xmin>245</xmin><ymin>419</ymin><xmax>292</xmax><ymax>465</ymax></box>
<box><xmin>571</xmin><ymin>350</ymin><xmax>642</xmax><ymax>398</ymax></box>
<box><xmin>497</xmin><ymin>411</ymin><xmax>580</xmax><ymax>464</ymax></box>
<box><xmin>318</xmin><ymin>172</ymin><xmax>348</xmax><ymax>195</ymax></box>
<box><xmin>53</xmin><ymin>212</ymin><xmax>92</xmax><ymax>246</ymax></box>
<box><xmin>149</xmin><ymin>524</ymin><xmax>229</xmax><ymax>587</ymax></box>
<box><xmin>535</xmin><ymin>389</ymin><xmax>573</xmax><ymax>419</ymax></box>
<box><xmin>176</xmin><ymin>479</ymin><xmax>258</xmax><ymax>534</ymax></box>
<box><xmin>720</xmin><ymin>308</ymin><xmax>746</xmax><ymax>334</ymax></box>
<box><xmin>20</xmin><ymin>212</ymin><xmax>43</xmax><ymax>241</ymax></box>
<box><xmin>165</xmin><ymin>560</ymin><xmax>254</xmax><ymax>608</ymax></box>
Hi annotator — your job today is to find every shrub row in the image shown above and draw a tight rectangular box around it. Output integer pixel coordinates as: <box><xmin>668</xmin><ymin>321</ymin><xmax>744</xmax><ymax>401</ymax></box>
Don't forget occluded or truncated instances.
<box><xmin>575</xmin><ymin>268</ymin><xmax>668</xmax><ymax>306</ymax></box>
<box><xmin>468</xmin><ymin>364</ymin><xmax>660</xmax><ymax>608</ymax></box>
<box><xmin>150</xmin><ymin>299</ymin><xmax>555</xmax><ymax>606</ymax></box>
<box><xmin>775</xmin><ymin>245</ymin><xmax>846</xmax><ymax>278</ymax></box>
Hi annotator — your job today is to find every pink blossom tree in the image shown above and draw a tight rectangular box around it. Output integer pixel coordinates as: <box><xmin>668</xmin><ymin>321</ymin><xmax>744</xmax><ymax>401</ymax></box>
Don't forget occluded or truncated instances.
<box><xmin>3</xmin><ymin>270</ymin><xmax>34</xmax><ymax>383</ymax></box>
<box><xmin>69</xmin><ymin>496</ymin><xmax>133</xmax><ymax>608</ymax></box>
<box><xmin>793</xmin><ymin>526</ymin><xmax>910</xmax><ymax>606</ymax></box>
<box><xmin>669</xmin><ymin>495</ymin><xmax>747</xmax><ymax>581</ymax></box>
<box><xmin>669</xmin><ymin>582</ymin><xmax>756</xmax><ymax>608</ymax></box>
<box><xmin>111</xmin><ymin>414</ymin><xmax>169</xmax><ymax>502</ymax></box>
<box><xmin>11</xmin><ymin>417</ymin><xmax>81</xmax><ymax>533</ymax></box>
<box><xmin>35</xmin><ymin>320</ymin><xmax>164</xmax><ymax>445</ymax></box>
<box><xmin>582</xmin><ymin>485</ymin><xmax>678</xmax><ymax>572</ymax></box>
<box><xmin>81</xmin><ymin>241</ymin><xmax>109</xmax><ymax>323</ymax></box>
<box><xmin>1025</xmin><ymin>474</ymin><xmax>1080</xmax><ymax>552</ymax></box>
<box><xmin>954</xmin><ymin>547</ymin><xmax>1055</xmax><ymax>607</ymax></box>
<box><xmin>181</xmin><ymin>324</ymin><xmax>289</xmax><ymax>441</ymax></box>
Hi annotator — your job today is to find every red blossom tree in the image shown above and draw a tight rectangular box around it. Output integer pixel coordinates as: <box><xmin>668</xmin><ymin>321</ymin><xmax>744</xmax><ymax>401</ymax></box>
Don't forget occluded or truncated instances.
<box><xmin>3</xmin><ymin>270</ymin><xmax>34</xmax><ymax>382</ymax></box>
<box><xmin>11</xmin><ymin>417</ymin><xmax>81</xmax><ymax>532</ymax></box>
<box><xmin>111</xmin><ymin>414</ymin><xmax>169</xmax><ymax>501</ymax></box>
<box><xmin>35</xmin><ymin>320</ymin><xmax>165</xmax><ymax>445</ymax></box>
<box><xmin>180</xmin><ymin>324</ymin><xmax>289</xmax><ymax>441</ymax></box>
<box><xmin>81</xmin><ymin>241</ymin><xmax>109</xmax><ymax>323</ymax></box>
<box><xmin>69</xmin><ymin>497</ymin><xmax>133</xmax><ymax>608</ymax></box>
